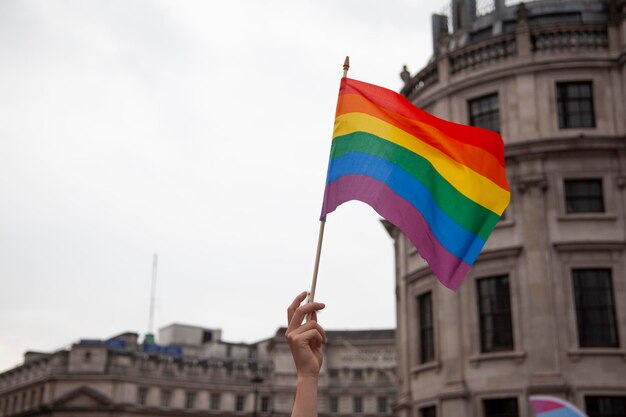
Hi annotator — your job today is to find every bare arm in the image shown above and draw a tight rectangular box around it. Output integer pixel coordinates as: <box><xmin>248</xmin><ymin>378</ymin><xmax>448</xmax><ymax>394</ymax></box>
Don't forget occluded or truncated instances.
<box><xmin>285</xmin><ymin>291</ymin><xmax>327</xmax><ymax>417</ymax></box>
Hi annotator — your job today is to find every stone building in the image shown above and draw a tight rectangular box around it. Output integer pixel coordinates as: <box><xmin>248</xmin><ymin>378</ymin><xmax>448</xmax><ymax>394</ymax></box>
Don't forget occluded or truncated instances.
<box><xmin>391</xmin><ymin>0</ymin><xmax>626</xmax><ymax>416</ymax></box>
<box><xmin>0</xmin><ymin>324</ymin><xmax>395</xmax><ymax>417</ymax></box>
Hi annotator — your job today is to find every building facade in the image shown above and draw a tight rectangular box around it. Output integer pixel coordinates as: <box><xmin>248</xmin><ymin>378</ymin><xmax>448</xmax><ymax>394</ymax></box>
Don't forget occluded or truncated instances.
<box><xmin>0</xmin><ymin>324</ymin><xmax>395</xmax><ymax>417</ymax></box>
<box><xmin>392</xmin><ymin>0</ymin><xmax>626</xmax><ymax>416</ymax></box>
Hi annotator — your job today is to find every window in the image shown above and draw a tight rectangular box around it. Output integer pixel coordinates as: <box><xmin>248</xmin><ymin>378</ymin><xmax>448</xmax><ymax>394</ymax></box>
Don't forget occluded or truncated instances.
<box><xmin>557</xmin><ymin>81</ymin><xmax>595</xmax><ymax>128</ymax></box>
<box><xmin>483</xmin><ymin>398</ymin><xmax>519</xmax><ymax>417</ymax></box>
<box><xmin>210</xmin><ymin>393</ymin><xmax>221</xmax><ymax>410</ymax></box>
<box><xmin>354</xmin><ymin>396</ymin><xmax>363</xmax><ymax>413</ymax></box>
<box><xmin>329</xmin><ymin>369</ymin><xmax>339</xmax><ymax>381</ymax></box>
<box><xmin>137</xmin><ymin>387</ymin><xmax>148</xmax><ymax>405</ymax></box>
<box><xmin>418</xmin><ymin>292</ymin><xmax>435</xmax><ymax>363</ymax></box>
<box><xmin>235</xmin><ymin>395</ymin><xmax>245</xmax><ymax>411</ymax></box>
<box><xmin>202</xmin><ymin>331</ymin><xmax>213</xmax><ymax>343</ymax></box>
<box><xmin>469</xmin><ymin>93</ymin><xmax>500</xmax><ymax>133</ymax></box>
<box><xmin>573</xmin><ymin>269</ymin><xmax>619</xmax><ymax>347</ymax></box>
<box><xmin>353</xmin><ymin>369</ymin><xmax>363</xmax><ymax>380</ymax></box>
<box><xmin>377</xmin><ymin>397</ymin><xmax>388</xmax><ymax>413</ymax></box>
<box><xmin>261</xmin><ymin>396</ymin><xmax>270</xmax><ymax>413</ymax></box>
<box><xmin>586</xmin><ymin>396</ymin><xmax>626</xmax><ymax>417</ymax></box>
<box><xmin>420</xmin><ymin>405</ymin><xmax>437</xmax><ymax>417</ymax></box>
<box><xmin>330</xmin><ymin>397</ymin><xmax>339</xmax><ymax>413</ymax></box>
<box><xmin>160</xmin><ymin>390</ymin><xmax>171</xmax><ymax>408</ymax></box>
<box><xmin>477</xmin><ymin>276</ymin><xmax>514</xmax><ymax>352</ymax></box>
<box><xmin>564</xmin><ymin>179</ymin><xmax>604</xmax><ymax>213</ymax></box>
<box><xmin>185</xmin><ymin>392</ymin><xmax>196</xmax><ymax>409</ymax></box>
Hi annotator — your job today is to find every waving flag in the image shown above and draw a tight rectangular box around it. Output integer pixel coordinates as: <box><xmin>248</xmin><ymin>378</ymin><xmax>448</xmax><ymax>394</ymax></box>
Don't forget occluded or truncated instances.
<box><xmin>529</xmin><ymin>396</ymin><xmax>588</xmax><ymax>417</ymax></box>
<box><xmin>320</xmin><ymin>77</ymin><xmax>510</xmax><ymax>290</ymax></box>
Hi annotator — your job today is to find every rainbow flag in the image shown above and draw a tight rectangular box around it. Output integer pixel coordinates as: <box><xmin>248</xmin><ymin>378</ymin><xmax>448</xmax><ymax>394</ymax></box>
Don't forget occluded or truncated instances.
<box><xmin>320</xmin><ymin>78</ymin><xmax>510</xmax><ymax>290</ymax></box>
<box><xmin>529</xmin><ymin>396</ymin><xmax>588</xmax><ymax>417</ymax></box>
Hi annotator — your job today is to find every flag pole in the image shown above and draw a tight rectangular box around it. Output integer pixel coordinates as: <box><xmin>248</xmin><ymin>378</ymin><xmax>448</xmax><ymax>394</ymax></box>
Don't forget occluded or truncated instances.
<box><xmin>307</xmin><ymin>56</ymin><xmax>350</xmax><ymax>313</ymax></box>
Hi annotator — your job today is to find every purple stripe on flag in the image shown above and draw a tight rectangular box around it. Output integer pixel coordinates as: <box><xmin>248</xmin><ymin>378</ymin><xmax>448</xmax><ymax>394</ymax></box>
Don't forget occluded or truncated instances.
<box><xmin>532</xmin><ymin>401</ymin><xmax>565</xmax><ymax>414</ymax></box>
<box><xmin>321</xmin><ymin>174</ymin><xmax>470</xmax><ymax>290</ymax></box>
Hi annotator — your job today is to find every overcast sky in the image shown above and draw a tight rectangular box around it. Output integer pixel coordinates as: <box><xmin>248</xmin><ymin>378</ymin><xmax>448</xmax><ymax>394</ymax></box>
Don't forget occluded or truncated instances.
<box><xmin>0</xmin><ymin>0</ymin><xmax>448</xmax><ymax>372</ymax></box>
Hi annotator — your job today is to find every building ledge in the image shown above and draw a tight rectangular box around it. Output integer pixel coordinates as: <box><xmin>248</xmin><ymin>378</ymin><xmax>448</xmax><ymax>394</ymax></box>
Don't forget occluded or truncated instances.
<box><xmin>469</xmin><ymin>350</ymin><xmax>526</xmax><ymax>367</ymax></box>
<box><xmin>410</xmin><ymin>360</ymin><xmax>441</xmax><ymax>376</ymax></box>
<box><xmin>557</xmin><ymin>213</ymin><xmax>618</xmax><ymax>222</ymax></box>
<box><xmin>568</xmin><ymin>348</ymin><xmax>626</xmax><ymax>362</ymax></box>
<box><xmin>553</xmin><ymin>241</ymin><xmax>626</xmax><ymax>252</ymax></box>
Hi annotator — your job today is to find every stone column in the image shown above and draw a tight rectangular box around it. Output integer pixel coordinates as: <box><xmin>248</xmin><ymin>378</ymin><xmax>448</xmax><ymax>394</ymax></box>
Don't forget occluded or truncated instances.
<box><xmin>438</xmin><ymin>285</ymin><xmax>468</xmax><ymax>417</ymax></box>
<box><xmin>515</xmin><ymin>3</ymin><xmax>532</xmax><ymax>59</ymax></box>
<box><xmin>515</xmin><ymin>157</ymin><xmax>565</xmax><ymax>390</ymax></box>
<box><xmin>393</xmin><ymin>232</ymin><xmax>412</xmax><ymax>417</ymax></box>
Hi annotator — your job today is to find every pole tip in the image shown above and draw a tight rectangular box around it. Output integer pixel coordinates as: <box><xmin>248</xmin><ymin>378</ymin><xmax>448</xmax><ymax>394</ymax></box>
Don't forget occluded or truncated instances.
<box><xmin>343</xmin><ymin>56</ymin><xmax>350</xmax><ymax>71</ymax></box>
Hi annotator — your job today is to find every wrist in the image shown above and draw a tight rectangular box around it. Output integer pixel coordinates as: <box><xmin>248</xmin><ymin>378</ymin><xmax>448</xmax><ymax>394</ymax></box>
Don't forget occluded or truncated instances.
<box><xmin>297</xmin><ymin>373</ymin><xmax>320</xmax><ymax>384</ymax></box>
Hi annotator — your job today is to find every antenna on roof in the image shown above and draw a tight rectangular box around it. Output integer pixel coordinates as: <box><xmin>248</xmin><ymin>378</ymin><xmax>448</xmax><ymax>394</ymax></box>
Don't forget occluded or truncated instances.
<box><xmin>144</xmin><ymin>253</ymin><xmax>158</xmax><ymax>344</ymax></box>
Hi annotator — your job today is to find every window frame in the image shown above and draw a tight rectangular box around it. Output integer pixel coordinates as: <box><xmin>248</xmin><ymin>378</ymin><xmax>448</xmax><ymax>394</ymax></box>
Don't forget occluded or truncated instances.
<box><xmin>210</xmin><ymin>393</ymin><xmax>221</xmax><ymax>411</ymax></box>
<box><xmin>468</xmin><ymin>92</ymin><xmax>501</xmax><ymax>133</ymax></box>
<box><xmin>585</xmin><ymin>395</ymin><xmax>626</xmax><ymax>417</ymax></box>
<box><xmin>419</xmin><ymin>405</ymin><xmax>437</xmax><ymax>417</ymax></box>
<box><xmin>477</xmin><ymin>275</ymin><xmax>515</xmax><ymax>353</ymax></box>
<box><xmin>160</xmin><ymin>389</ymin><xmax>171</xmax><ymax>408</ymax></box>
<box><xmin>330</xmin><ymin>396</ymin><xmax>339</xmax><ymax>413</ymax></box>
<box><xmin>354</xmin><ymin>396</ymin><xmax>363</xmax><ymax>414</ymax></box>
<box><xmin>482</xmin><ymin>397</ymin><xmax>520</xmax><ymax>417</ymax></box>
<box><xmin>185</xmin><ymin>391</ymin><xmax>196</xmax><ymax>409</ymax></box>
<box><xmin>564</xmin><ymin>179</ymin><xmax>605</xmax><ymax>214</ymax></box>
<box><xmin>556</xmin><ymin>80</ymin><xmax>596</xmax><ymax>129</ymax></box>
<box><xmin>235</xmin><ymin>394</ymin><xmax>245</xmax><ymax>412</ymax></box>
<box><xmin>417</xmin><ymin>291</ymin><xmax>435</xmax><ymax>364</ymax></box>
<box><xmin>137</xmin><ymin>387</ymin><xmax>148</xmax><ymax>406</ymax></box>
<box><xmin>572</xmin><ymin>268</ymin><xmax>619</xmax><ymax>348</ymax></box>
<box><xmin>377</xmin><ymin>396</ymin><xmax>388</xmax><ymax>413</ymax></box>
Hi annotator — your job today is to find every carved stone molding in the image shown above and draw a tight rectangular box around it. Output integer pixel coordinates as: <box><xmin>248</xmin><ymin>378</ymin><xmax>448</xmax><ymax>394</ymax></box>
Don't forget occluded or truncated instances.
<box><xmin>515</xmin><ymin>177</ymin><xmax>548</xmax><ymax>194</ymax></box>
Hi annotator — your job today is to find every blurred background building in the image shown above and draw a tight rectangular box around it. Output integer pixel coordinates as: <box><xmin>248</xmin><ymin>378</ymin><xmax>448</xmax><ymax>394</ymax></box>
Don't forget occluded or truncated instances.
<box><xmin>391</xmin><ymin>0</ymin><xmax>626</xmax><ymax>416</ymax></box>
<box><xmin>0</xmin><ymin>324</ymin><xmax>395</xmax><ymax>417</ymax></box>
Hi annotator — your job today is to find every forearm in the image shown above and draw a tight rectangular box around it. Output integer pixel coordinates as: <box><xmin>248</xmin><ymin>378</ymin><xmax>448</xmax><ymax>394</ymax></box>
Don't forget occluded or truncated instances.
<box><xmin>291</xmin><ymin>376</ymin><xmax>319</xmax><ymax>417</ymax></box>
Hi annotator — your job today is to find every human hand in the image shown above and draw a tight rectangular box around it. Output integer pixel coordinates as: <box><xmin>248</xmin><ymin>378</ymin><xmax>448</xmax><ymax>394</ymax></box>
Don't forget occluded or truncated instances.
<box><xmin>285</xmin><ymin>291</ymin><xmax>327</xmax><ymax>379</ymax></box>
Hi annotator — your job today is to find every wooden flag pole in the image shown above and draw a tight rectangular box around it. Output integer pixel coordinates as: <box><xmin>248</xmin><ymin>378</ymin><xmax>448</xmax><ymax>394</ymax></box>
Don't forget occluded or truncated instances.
<box><xmin>307</xmin><ymin>56</ymin><xmax>350</xmax><ymax>314</ymax></box>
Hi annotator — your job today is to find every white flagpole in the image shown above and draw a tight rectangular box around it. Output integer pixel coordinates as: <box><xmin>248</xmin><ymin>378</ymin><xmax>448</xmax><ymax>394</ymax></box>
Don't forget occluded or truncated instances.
<box><xmin>307</xmin><ymin>56</ymin><xmax>350</xmax><ymax>317</ymax></box>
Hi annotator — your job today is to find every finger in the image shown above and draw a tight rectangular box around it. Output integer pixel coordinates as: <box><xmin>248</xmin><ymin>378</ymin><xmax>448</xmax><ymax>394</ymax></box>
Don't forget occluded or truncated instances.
<box><xmin>289</xmin><ymin>320</ymin><xmax>327</xmax><ymax>343</ymax></box>
<box><xmin>287</xmin><ymin>291</ymin><xmax>308</xmax><ymax>324</ymax></box>
<box><xmin>297</xmin><ymin>328</ymin><xmax>324</xmax><ymax>348</ymax></box>
<box><xmin>310</xmin><ymin>310</ymin><xmax>317</xmax><ymax>323</ymax></box>
<box><xmin>287</xmin><ymin>302</ymin><xmax>325</xmax><ymax>333</ymax></box>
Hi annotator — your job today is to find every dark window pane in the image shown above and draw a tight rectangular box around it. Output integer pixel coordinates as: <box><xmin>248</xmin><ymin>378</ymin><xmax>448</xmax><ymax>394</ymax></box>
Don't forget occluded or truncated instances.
<box><xmin>557</xmin><ymin>81</ymin><xmax>595</xmax><ymax>128</ymax></box>
<box><xmin>210</xmin><ymin>393</ymin><xmax>221</xmax><ymax>410</ymax></box>
<box><xmin>573</xmin><ymin>269</ymin><xmax>619</xmax><ymax>347</ymax></box>
<box><xmin>330</xmin><ymin>397</ymin><xmax>339</xmax><ymax>413</ymax></box>
<box><xmin>161</xmin><ymin>390</ymin><xmax>171</xmax><ymax>408</ymax></box>
<box><xmin>236</xmin><ymin>395</ymin><xmax>245</xmax><ymax>411</ymax></box>
<box><xmin>261</xmin><ymin>397</ymin><xmax>270</xmax><ymax>413</ymax></box>
<box><xmin>564</xmin><ymin>179</ymin><xmax>604</xmax><ymax>213</ymax></box>
<box><xmin>420</xmin><ymin>405</ymin><xmax>437</xmax><ymax>417</ymax></box>
<box><xmin>185</xmin><ymin>392</ymin><xmax>196</xmax><ymax>409</ymax></box>
<box><xmin>378</xmin><ymin>397</ymin><xmax>388</xmax><ymax>413</ymax></box>
<box><xmin>469</xmin><ymin>93</ymin><xmax>500</xmax><ymax>133</ymax></box>
<box><xmin>586</xmin><ymin>396</ymin><xmax>626</xmax><ymax>417</ymax></box>
<box><xmin>354</xmin><ymin>397</ymin><xmax>363</xmax><ymax>413</ymax></box>
<box><xmin>477</xmin><ymin>276</ymin><xmax>514</xmax><ymax>352</ymax></box>
<box><xmin>418</xmin><ymin>292</ymin><xmax>435</xmax><ymax>363</ymax></box>
<box><xmin>484</xmin><ymin>398</ymin><xmax>519</xmax><ymax>417</ymax></box>
<box><xmin>137</xmin><ymin>387</ymin><xmax>147</xmax><ymax>405</ymax></box>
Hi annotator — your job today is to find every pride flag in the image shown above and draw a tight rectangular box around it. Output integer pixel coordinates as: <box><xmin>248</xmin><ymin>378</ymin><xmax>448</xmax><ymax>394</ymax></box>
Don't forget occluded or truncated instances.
<box><xmin>529</xmin><ymin>396</ymin><xmax>588</xmax><ymax>417</ymax></box>
<box><xmin>320</xmin><ymin>77</ymin><xmax>510</xmax><ymax>290</ymax></box>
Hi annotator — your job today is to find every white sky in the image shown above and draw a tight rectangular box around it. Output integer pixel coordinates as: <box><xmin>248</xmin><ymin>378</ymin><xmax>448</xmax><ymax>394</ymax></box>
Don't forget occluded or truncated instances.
<box><xmin>0</xmin><ymin>0</ymin><xmax>447</xmax><ymax>372</ymax></box>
